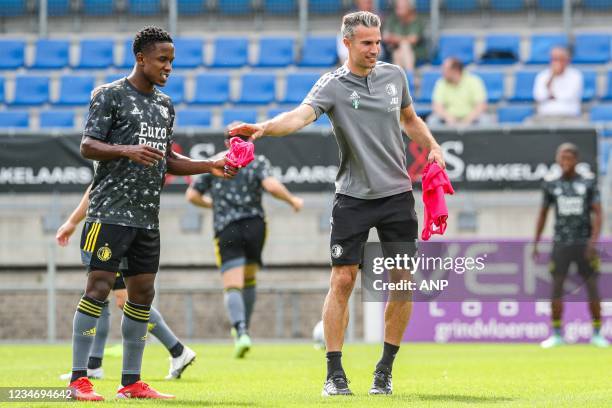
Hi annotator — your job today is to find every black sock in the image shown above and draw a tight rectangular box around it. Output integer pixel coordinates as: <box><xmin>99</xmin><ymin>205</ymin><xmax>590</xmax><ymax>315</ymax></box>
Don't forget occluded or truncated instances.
<box><xmin>376</xmin><ymin>342</ymin><xmax>400</xmax><ymax>373</ymax></box>
<box><xmin>326</xmin><ymin>351</ymin><xmax>344</xmax><ymax>379</ymax></box>
<box><xmin>87</xmin><ymin>357</ymin><xmax>102</xmax><ymax>370</ymax></box>
<box><xmin>234</xmin><ymin>321</ymin><xmax>247</xmax><ymax>337</ymax></box>
<box><xmin>169</xmin><ymin>342</ymin><xmax>184</xmax><ymax>358</ymax></box>
<box><xmin>71</xmin><ymin>370</ymin><xmax>87</xmax><ymax>383</ymax></box>
<box><xmin>121</xmin><ymin>373</ymin><xmax>140</xmax><ymax>387</ymax></box>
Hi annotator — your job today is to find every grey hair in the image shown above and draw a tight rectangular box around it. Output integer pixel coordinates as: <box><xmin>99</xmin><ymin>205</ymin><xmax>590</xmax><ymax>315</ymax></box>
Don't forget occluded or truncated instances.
<box><xmin>556</xmin><ymin>142</ymin><xmax>579</xmax><ymax>157</ymax></box>
<box><xmin>341</xmin><ymin>11</ymin><xmax>381</xmax><ymax>39</ymax></box>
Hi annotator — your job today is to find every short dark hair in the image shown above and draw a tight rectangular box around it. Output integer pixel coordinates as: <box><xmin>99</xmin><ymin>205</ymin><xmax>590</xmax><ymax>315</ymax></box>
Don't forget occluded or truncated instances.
<box><xmin>447</xmin><ymin>57</ymin><xmax>464</xmax><ymax>72</ymax></box>
<box><xmin>133</xmin><ymin>26</ymin><xmax>173</xmax><ymax>56</ymax></box>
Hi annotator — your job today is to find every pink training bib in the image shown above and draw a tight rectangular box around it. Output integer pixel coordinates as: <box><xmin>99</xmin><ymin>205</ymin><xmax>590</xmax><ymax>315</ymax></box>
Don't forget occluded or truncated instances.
<box><xmin>225</xmin><ymin>137</ymin><xmax>255</xmax><ymax>167</ymax></box>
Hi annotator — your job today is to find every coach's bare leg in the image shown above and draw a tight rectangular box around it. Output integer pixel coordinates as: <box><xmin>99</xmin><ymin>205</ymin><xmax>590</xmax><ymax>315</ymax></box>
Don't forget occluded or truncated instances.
<box><xmin>323</xmin><ymin>265</ymin><xmax>358</xmax><ymax>351</ymax></box>
<box><xmin>383</xmin><ymin>269</ymin><xmax>413</xmax><ymax>345</ymax></box>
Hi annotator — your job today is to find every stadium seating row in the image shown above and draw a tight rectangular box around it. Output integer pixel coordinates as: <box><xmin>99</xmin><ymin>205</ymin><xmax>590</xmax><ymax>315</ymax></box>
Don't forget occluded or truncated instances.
<box><xmin>3</xmin><ymin>68</ymin><xmax>612</xmax><ymax>107</ymax></box>
<box><xmin>0</xmin><ymin>107</ymin><xmax>331</xmax><ymax>128</ymax></box>
<box><xmin>0</xmin><ymin>37</ymin><xmax>336</xmax><ymax>70</ymax></box>
<box><xmin>3</xmin><ymin>0</ymin><xmax>612</xmax><ymax>17</ymax></box>
<box><xmin>3</xmin><ymin>32</ymin><xmax>612</xmax><ymax>71</ymax></box>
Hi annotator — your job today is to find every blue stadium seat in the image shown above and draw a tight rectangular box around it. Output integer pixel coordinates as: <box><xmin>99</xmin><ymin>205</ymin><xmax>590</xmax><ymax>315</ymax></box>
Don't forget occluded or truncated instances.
<box><xmin>497</xmin><ymin>105</ymin><xmax>534</xmax><ymax>123</ymax></box>
<box><xmin>0</xmin><ymin>111</ymin><xmax>29</xmax><ymax>128</ymax></box>
<box><xmin>191</xmin><ymin>73</ymin><xmax>230</xmax><ymax>104</ymax></box>
<box><xmin>218</xmin><ymin>0</ymin><xmax>252</xmax><ymax>15</ymax></box>
<box><xmin>163</xmin><ymin>74</ymin><xmax>185</xmax><ymax>104</ymax></box>
<box><xmin>173</xmin><ymin>38</ymin><xmax>204</xmax><ymax>68</ymax></box>
<box><xmin>128</xmin><ymin>0</ymin><xmax>160</xmax><ymax>15</ymax></box>
<box><xmin>40</xmin><ymin>110</ymin><xmax>75</xmax><ymax>128</ymax></box>
<box><xmin>604</xmin><ymin>71</ymin><xmax>612</xmax><ymax>100</ymax></box>
<box><xmin>83</xmin><ymin>0</ymin><xmax>114</xmax><ymax>16</ymax></box>
<box><xmin>76</xmin><ymin>39</ymin><xmax>114</xmax><ymax>69</ymax></box>
<box><xmin>536</xmin><ymin>0</ymin><xmax>562</xmax><ymax>11</ymax></box>
<box><xmin>31</xmin><ymin>39</ymin><xmax>70</xmax><ymax>69</ymax></box>
<box><xmin>176</xmin><ymin>109</ymin><xmax>212</xmax><ymax>127</ymax></box>
<box><xmin>281</xmin><ymin>72</ymin><xmax>319</xmax><ymax>104</ymax></box>
<box><xmin>256</xmin><ymin>37</ymin><xmax>294</xmax><ymax>67</ymax></box>
<box><xmin>417</xmin><ymin>71</ymin><xmax>441</xmax><ymax>103</ymax></box>
<box><xmin>510</xmin><ymin>70</ymin><xmax>538</xmax><ymax>102</ymax></box>
<box><xmin>414</xmin><ymin>105</ymin><xmax>433</xmax><ymax>118</ymax></box>
<box><xmin>405</xmin><ymin>70</ymin><xmax>415</xmax><ymax>96</ymax></box>
<box><xmin>0</xmin><ymin>40</ymin><xmax>25</xmax><ymax>69</ymax></box>
<box><xmin>105</xmin><ymin>74</ymin><xmax>126</xmax><ymax>83</ymax></box>
<box><xmin>480</xmin><ymin>34</ymin><xmax>520</xmax><ymax>64</ymax></box>
<box><xmin>119</xmin><ymin>39</ymin><xmax>134</xmax><ymax>68</ymax></box>
<box><xmin>581</xmin><ymin>70</ymin><xmax>597</xmax><ymax>102</ymax></box>
<box><xmin>435</xmin><ymin>35</ymin><xmax>475</xmax><ymax>65</ymax></box>
<box><xmin>211</xmin><ymin>37</ymin><xmax>248</xmax><ymax>68</ymax></box>
<box><xmin>573</xmin><ymin>34</ymin><xmax>610</xmax><ymax>64</ymax></box>
<box><xmin>299</xmin><ymin>36</ymin><xmax>337</xmax><ymax>67</ymax></box>
<box><xmin>309</xmin><ymin>0</ymin><xmax>341</xmax><ymax>14</ymax></box>
<box><xmin>600</xmin><ymin>140</ymin><xmax>612</xmax><ymax>174</ymax></box>
<box><xmin>222</xmin><ymin>108</ymin><xmax>258</xmax><ymax>126</ymax></box>
<box><xmin>526</xmin><ymin>34</ymin><xmax>567</xmax><ymax>64</ymax></box>
<box><xmin>472</xmin><ymin>71</ymin><xmax>505</xmax><ymax>103</ymax></box>
<box><xmin>583</xmin><ymin>0</ymin><xmax>612</xmax><ymax>10</ymax></box>
<box><xmin>48</xmin><ymin>0</ymin><xmax>71</xmax><ymax>16</ymax></box>
<box><xmin>56</xmin><ymin>75</ymin><xmax>96</xmax><ymax>106</ymax></box>
<box><xmin>415</xmin><ymin>0</ymin><xmax>430</xmax><ymax>12</ymax></box>
<box><xmin>264</xmin><ymin>0</ymin><xmax>296</xmax><ymax>14</ymax></box>
<box><xmin>236</xmin><ymin>74</ymin><xmax>276</xmax><ymax>104</ymax></box>
<box><xmin>490</xmin><ymin>0</ymin><xmax>525</xmax><ymax>12</ymax></box>
<box><xmin>11</xmin><ymin>75</ymin><xmax>50</xmax><ymax>106</ymax></box>
<box><xmin>0</xmin><ymin>77</ymin><xmax>4</xmax><ymax>103</ymax></box>
<box><xmin>178</xmin><ymin>0</ymin><xmax>205</xmax><ymax>14</ymax></box>
<box><xmin>590</xmin><ymin>103</ymin><xmax>612</xmax><ymax>122</ymax></box>
<box><xmin>445</xmin><ymin>0</ymin><xmax>478</xmax><ymax>12</ymax></box>
<box><xmin>0</xmin><ymin>0</ymin><xmax>26</xmax><ymax>17</ymax></box>
<box><xmin>267</xmin><ymin>107</ymin><xmax>289</xmax><ymax>118</ymax></box>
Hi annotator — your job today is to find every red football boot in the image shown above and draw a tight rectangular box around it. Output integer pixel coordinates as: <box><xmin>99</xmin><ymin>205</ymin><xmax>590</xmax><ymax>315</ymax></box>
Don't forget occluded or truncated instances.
<box><xmin>69</xmin><ymin>377</ymin><xmax>104</xmax><ymax>401</ymax></box>
<box><xmin>116</xmin><ymin>381</ymin><xmax>175</xmax><ymax>399</ymax></box>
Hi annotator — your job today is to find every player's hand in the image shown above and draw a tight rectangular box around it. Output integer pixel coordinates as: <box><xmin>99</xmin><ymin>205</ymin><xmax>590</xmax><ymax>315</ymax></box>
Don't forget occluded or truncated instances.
<box><xmin>428</xmin><ymin>144</ymin><xmax>446</xmax><ymax>169</ymax></box>
<box><xmin>531</xmin><ymin>243</ymin><xmax>540</xmax><ymax>261</ymax></box>
<box><xmin>56</xmin><ymin>221</ymin><xmax>76</xmax><ymax>247</ymax></box>
<box><xmin>211</xmin><ymin>158</ymin><xmax>239</xmax><ymax>179</ymax></box>
<box><xmin>290</xmin><ymin>196</ymin><xmax>304</xmax><ymax>212</ymax></box>
<box><xmin>229</xmin><ymin>123</ymin><xmax>265</xmax><ymax>141</ymax></box>
<box><xmin>122</xmin><ymin>145</ymin><xmax>165</xmax><ymax>166</ymax></box>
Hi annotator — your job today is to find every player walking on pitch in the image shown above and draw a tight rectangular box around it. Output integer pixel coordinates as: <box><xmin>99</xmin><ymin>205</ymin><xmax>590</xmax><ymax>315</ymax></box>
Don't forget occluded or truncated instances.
<box><xmin>68</xmin><ymin>26</ymin><xmax>238</xmax><ymax>401</ymax></box>
<box><xmin>533</xmin><ymin>143</ymin><xmax>608</xmax><ymax>349</ymax></box>
<box><xmin>231</xmin><ymin>11</ymin><xmax>444</xmax><ymax>396</ymax></box>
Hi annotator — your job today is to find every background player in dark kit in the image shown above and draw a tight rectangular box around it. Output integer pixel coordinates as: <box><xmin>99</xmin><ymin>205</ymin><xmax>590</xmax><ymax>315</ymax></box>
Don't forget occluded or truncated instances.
<box><xmin>533</xmin><ymin>143</ymin><xmax>608</xmax><ymax>349</ymax></box>
<box><xmin>68</xmin><ymin>26</ymin><xmax>239</xmax><ymax>401</ymax></box>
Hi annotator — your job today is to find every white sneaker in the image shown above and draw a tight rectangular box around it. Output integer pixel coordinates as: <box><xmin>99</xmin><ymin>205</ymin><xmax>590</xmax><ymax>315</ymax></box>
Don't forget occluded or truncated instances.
<box><xmin>540</xmin><ymin>334</ymin><xmax>565</xmax><ymax>349</ymax></box>
<box><xmin>59</xmin><ymin>367</ymin><xmax>104</xmax><ymax>381</ymax></box>
<box><xmin>165</xmin><ymin>346</ymin><xmax>196</xmax><ymax>380</ymax></box>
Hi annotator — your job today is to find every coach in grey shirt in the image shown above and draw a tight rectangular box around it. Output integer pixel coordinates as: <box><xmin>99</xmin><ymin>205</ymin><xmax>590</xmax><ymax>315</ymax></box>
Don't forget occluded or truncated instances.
<box><xmin>231</xmin><ymin>11</ymin><xmax>444</xmax><ymax>397</ymax></box>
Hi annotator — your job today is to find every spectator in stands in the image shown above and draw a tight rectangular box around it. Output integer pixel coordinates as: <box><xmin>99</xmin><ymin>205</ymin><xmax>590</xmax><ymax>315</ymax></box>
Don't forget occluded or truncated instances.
<box><xmin>532</xmin><ymin>47</ymin><xmax>584</xmax><ymax>123</ymax></box>
<box><xmin>382</xmin><ymin>0</ymin><xmax>426</xmax><ymax>71</ymax></box>
<box><xmin>337</xmin><ymin>0</ymin><xmax>376</xmax><ymax>64</ymax></box>
<box><xmin>428</xmin><ymin>57</ymin><xmax>490</xmax><ymax>127</ymax></box>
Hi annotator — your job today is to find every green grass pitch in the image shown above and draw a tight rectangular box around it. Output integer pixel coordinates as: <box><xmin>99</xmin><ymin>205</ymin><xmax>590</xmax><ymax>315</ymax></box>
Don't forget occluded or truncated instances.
<box><xmin>0</xmin><ymin>343</ymin><xmax>610</xmax><ymax>407</ymax></box>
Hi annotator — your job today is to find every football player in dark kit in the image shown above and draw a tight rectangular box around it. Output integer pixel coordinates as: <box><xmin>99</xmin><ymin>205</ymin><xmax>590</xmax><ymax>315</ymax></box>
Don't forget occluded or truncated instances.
<box><xmin>68</xmin><ymin>26</ymin><xmax>239</xmax><ymax>401</ymax></box>
<box><xmin>533</xmin><ymin>143</ymin><xmax>608</xmax><ymax>349</ymax></box>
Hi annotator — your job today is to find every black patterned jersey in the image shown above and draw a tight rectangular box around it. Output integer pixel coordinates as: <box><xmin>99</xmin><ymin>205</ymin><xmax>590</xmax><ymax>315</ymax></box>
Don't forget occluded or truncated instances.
<box><xmin>191</xmin><ymin>155</ymin><xmax>272</xmax><ymax>234</ymax></box>
<box><xmin>83</xmin><ymin>78</ymin><xmax>175</xmax><ymax>229</ymax></box>
<box><xmin>542</xmin><ymin>174</ymin><xmax>599</xmax><ymax>244</ymax></box>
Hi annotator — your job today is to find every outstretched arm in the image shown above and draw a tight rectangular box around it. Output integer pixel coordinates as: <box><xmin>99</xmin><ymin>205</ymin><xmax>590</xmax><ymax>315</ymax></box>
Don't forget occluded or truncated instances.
<box><xmin>56</xmin><ymin>185</ymin><xmax>91</xmax><ymax>246</ymax></box>
<box><xmin>229</xmin><ymin>105</ymin><xmax>316</xmax><ymax>140</ymax></box>
<box><xmin>185</xmin><ymin>186</ymin><xmax>213</xmax><ymax>209</ymax></box>
<box><xmin>261</xmin><ymin>177</ymin><xmax>303</xmax><ymax>212</ymax></box>
<box><xmin>166</xmin><ymin>144</ymin><xmax>238</xmax><ymax>178</ymax></box>
<box><xmin>401</xmin><ymin>105</ymin><xmax>445</xmax><ymax>168</ymax></box>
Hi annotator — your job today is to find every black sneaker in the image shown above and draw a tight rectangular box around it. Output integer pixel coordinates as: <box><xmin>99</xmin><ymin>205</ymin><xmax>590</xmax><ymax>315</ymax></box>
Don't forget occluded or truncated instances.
<box><xmin>321</xmin><ymin>371</ymin><xmax>353</xmax><ymax>396</ymax></box>
<box><xmin>369</xmin><ymin>369</ymin><xmax>392</xmax><ymax>395</ymax></box>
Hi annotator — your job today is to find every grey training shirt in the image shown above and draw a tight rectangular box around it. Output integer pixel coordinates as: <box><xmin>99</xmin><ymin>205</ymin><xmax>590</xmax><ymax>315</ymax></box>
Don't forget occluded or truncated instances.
<box><xmin>303</xmin><ymin>61</ymin><xmax>412</xmax><ymax>199</ymax></box>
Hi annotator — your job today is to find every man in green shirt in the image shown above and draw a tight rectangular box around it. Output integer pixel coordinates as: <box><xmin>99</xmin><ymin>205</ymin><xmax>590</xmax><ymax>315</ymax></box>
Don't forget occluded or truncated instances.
<box><xmin>428</xmin><ymin>57</ymin><xmax>490</xmax><ymax>127</ymax></box>
<box><xmin>382</xmin><ymin>0</ymin><xmax>427</xmax><ymax>71</ymax></box>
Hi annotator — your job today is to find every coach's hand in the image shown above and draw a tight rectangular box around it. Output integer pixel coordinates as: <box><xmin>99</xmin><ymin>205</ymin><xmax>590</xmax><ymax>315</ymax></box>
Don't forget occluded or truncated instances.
<box><xmin>229</xmin><ymin>123</ymin><xmax>265</xmax><ymax>141</ymax></box>
<box><xmin>56</xmin><ymin>221</ymin><xmax>76</xmax><ymax>247</ymax></box>
<box><xmin>428</xmin><ymin>144</ymin><xmax>446</xmax><ymax>169</ymax></box>
<box><xmin>290</xmin><ymin>196</ymin><xmax>304</xmax><ymax>212</ymax></box>
<box><xmin>122</xmin><ymin>145</ymin><xmax>165</xmax><ymax>166</ymax></box>
<box><xmin>211</xmin><ymin>158</ymin><xmax>239</xmax><ymax>179</ymax></box>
